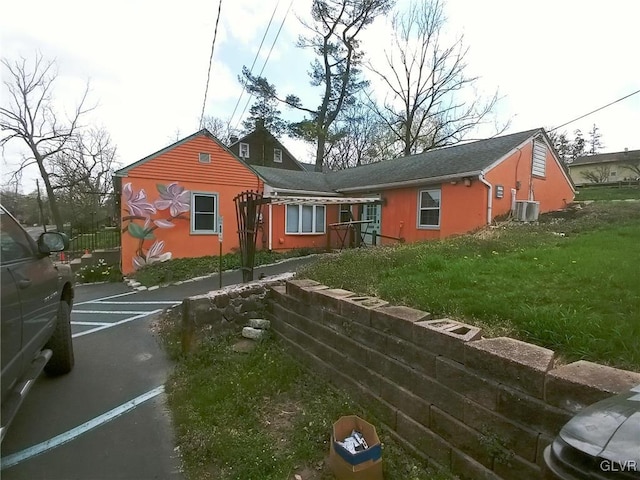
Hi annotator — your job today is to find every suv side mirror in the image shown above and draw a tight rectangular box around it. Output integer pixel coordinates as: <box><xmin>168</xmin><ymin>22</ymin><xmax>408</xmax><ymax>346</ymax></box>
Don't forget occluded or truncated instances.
<box><xmin>38</xmin><ymin>232</ymin><xmax>69</xmax><ymax>255</ymax></box>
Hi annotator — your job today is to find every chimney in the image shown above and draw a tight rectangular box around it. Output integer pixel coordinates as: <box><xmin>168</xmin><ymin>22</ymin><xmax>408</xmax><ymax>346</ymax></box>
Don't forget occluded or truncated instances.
<box><xmin>255</xmin><ymin>118</ymin><xmax>265</xmax><ymax>130</ymax></box>
<box><xmin>229</xmin><ymin>135</ymin><xmax>238</xmax><ymax>144</ymax></box>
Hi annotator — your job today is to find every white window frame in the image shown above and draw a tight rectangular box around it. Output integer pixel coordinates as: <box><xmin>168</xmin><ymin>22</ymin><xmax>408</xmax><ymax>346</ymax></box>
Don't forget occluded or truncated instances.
<box><xmin>285</xmin><ymin>204</ymin><xmax>326</xmax><ymax>235</ymax></box>
<box><xmin>417</xmin><ymin>188</ymin><xmax>441</xmax><ymax>229</ymax></box>
<box><xmin>191</xmin><ymin>192</ymin><xmax>219</xmax><ymax>235</ymax></box>
<box><xmin>274</xmin><ymin>148</ymin><xmax>283</xmax><ymax>163</ymax></box>
<box><xmin>198</xmin><ymin>152</ymin><xmax>211</xmax><ymax>163</ymax></box>
<box><xmin>239</xmin><ymin>142</ymin><xmax>250</xmax><ymax>159</ymax></box>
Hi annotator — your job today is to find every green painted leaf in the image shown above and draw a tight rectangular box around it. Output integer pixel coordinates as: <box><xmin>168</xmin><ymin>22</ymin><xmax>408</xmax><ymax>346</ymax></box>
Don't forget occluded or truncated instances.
<box><xmin>128</xmin><ymin>222</ymin><xmax>147</xmax><ymax>239</ymax></box>
<box><xmin>144</xmin><ymin>231</ymin><xmax>155</xmax><ymax>240</ymax></box>
<box><xmin>157</xmin><ymin>183</ymin><xmax>168</xmax><ymax>196</ymax></box>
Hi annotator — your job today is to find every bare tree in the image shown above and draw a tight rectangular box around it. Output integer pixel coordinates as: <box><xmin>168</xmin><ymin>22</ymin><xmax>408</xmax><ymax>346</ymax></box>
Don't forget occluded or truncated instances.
<box><xmin>621</xmin><ymin>150</ymin><xmax>640</xmax><ymax>180</ymax></box>
<box><xmin>324</xmin><ymin>100</ymin><xmax>395</xmax><ymax>170</ymax></box>
<box><xmin>201</xmin><ymin>115</ymin><xmax>240</xmax><ymax>145</ymax></box>
<box><xmin>243</xmin><ymin>0</ymin><xmax>394</xmax><ymax>171</ymax></box>
<box><xmin>48</xmin><ymin>127</ymin><xmax>118</xmax><ymax>226</ymax></box>
<box><xmin>582</xmin><ymin>166</ymin><xmax>611</xmax><ymax>184</ymax></box>
<box><xmin>0</xmin><ymin>53</ymin><xmax>92</xmax><ymax>231</ymax></box>
<box><xmin>367</xmin><ymin>0</ymin><xmax>503</xmax><ymax>157</ymax></box>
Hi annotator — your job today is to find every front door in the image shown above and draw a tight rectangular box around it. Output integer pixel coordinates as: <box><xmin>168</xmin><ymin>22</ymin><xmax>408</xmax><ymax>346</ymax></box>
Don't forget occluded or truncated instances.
<box><xmin>361</xmin><ymin>204</ymin><xmax>381</xmax><ymax>246</ymax></box>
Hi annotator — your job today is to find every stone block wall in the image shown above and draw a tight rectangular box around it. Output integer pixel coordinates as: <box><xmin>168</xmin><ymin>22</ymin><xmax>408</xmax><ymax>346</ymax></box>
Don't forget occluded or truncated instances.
<box><xmin>267</xmin><ymin>279</ymin><xmax>640</xmax><ymax>480</ymax></box>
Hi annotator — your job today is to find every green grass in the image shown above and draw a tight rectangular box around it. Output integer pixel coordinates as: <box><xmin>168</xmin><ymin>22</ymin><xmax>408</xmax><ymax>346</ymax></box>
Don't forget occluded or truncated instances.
<box><xmin>576</xmin><ymin>185</ymin><xmax>640</xmax><ymax>201</ymax></box>
<box><xmin>132</xmin><ymin>248</ymin><xmax>320</xmax><ymax>286</ymax></box>
<box><xmin>162</xmin><ymin>325</ymin><xmax>451</xmax><ymax>480</ymax></box>
<box><xmin>299</xmin><ymin>201</ymin><xmax>640</xmax><ymax>371</ymax></box>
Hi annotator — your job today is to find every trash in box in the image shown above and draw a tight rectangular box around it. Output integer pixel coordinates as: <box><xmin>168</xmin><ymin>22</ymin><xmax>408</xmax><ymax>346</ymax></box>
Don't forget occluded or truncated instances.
<box><xmin>329</xmin><ymin>415</ymin><xmax>383</xmax><ymax>480</ymax></box>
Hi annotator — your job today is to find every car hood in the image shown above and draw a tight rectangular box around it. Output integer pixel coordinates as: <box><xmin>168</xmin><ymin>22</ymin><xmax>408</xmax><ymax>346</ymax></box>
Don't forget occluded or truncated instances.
<box><xmin>559</xmin><ymin>384</ymin><xmax>640</xmax><ymax>463</ymax></box>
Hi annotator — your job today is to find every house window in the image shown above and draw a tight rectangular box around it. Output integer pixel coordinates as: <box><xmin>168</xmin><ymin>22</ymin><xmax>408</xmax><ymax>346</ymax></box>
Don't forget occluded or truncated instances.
<box><xmin>198</xmin><ymin>152</ymin><xmax>211</xmax><ymax>163</ymax></box>
<box><xmin>417</xmin><ymin>189</ymin><xmax>441</xmax><ymax>228</ymax></box>
<box><xmin>274</xmin><ymin>148</ymin><xmax>283</xmax><ymax>163</ymax></box>
<box><xmin>339</xmin><ymin>204</ymin><xmax>352</xmax><ymax>223</ymax></box>
<box><xmin>610</xmin><ymin>171</ymin><xmax>616</xmax><ymax>177</ymax></box>
<box><xmin>532</xmin><ymin>139</ymin><xmax>546</xmax><ymax>177</ymax></box>
<box><xmin>239</xmin><ymin>142</ymin><xmax>250</xmax><ymax>159</ymax></box>
<box><xmin>286</xmin><ymin>204</ymin><xmax>325</xmax><ymax>234</ymax></box>
<box><xmin>191</xmin><ymin>193</ymin><xmax>218</xmax><ymax>234</ymax></box>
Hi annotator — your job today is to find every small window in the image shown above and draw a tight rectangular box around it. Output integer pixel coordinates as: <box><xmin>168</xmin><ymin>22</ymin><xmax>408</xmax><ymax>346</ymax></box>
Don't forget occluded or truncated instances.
<box><xmin>417</xmin><ymin>188</ymin><xmax>441</xmax><ymax>228</ymax></box>
<box><xmin>198</xmin><ymin>152</ymin><xmax>211</xmax><ymax>163</ymax></box>
<box><xmin>274</xmin><ymin>148</ymin><xmax>283</xmax><ymax>163</ymax></box>
<box><xmin>239</xmin><ymin>142</ymin><xmax>250</xmax><ymax>159</ymax></box>
<box><xmin>285</xmin><ymin>204</ymin><xmax>325</xmax><ymax>234</ymax></box>
<box><xmin>339</xmin><ymin>204</ymin><xmax>352</xmax><ymax>223</ymax></box>
<box><xmin>610</xmin><ymin>171</ymin><xmax>616</xmax><ymax>177</ymax></box>
<box><xmin>191</xmin><ymin>193</ymin><xmax>218</xmax><ymax>234</ymax></box>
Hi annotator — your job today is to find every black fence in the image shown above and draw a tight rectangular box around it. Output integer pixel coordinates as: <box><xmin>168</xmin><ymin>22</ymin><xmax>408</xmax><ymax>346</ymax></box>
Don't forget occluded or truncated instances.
<box><xmin>60</xmin><ymin>223</ymin><xmax>121</xmax><ymax>260</ymax></box>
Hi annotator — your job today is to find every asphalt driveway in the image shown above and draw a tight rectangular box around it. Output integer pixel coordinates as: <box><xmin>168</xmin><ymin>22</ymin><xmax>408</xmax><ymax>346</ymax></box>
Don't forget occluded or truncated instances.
<box><xmin>0</xmin><ymin>256</ymin><xmax>317</xmax><ymax>479</ymax></box>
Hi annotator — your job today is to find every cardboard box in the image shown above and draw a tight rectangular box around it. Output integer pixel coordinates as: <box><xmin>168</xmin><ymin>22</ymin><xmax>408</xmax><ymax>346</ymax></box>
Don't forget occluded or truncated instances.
<box><xmin>329</xmin><ymin>415</ymin><xmax>383</xmax><ymax>480</ymax></box>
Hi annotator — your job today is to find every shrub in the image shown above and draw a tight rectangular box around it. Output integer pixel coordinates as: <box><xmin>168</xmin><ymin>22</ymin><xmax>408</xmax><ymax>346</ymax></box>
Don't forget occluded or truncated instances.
<box><xmin>76</xmin><ymin>259</ymin><xmax>122</xmax><ymax>283</ymax></box>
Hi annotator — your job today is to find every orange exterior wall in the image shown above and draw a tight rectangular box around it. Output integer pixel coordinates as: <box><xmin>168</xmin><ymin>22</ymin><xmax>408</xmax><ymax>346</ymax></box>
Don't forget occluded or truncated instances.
<box><xmin>485</xmin><ymin>140</ymin><xmax>575</xmax><ymax>217</ymax></box>
<box><xmin>119</xmin><ymin>134</ymin><xmax>263</xmax><ymax>275</ymax></box>
<box><xmin>377</xmin><ymin>182</ymin><xmax>487</xmax><ymax>244</ymax></box>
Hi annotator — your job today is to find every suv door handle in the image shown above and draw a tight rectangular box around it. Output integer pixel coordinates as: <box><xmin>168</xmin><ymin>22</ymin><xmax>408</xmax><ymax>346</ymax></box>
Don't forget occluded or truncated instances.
<box><xmin>17</xmin><ymin>279</ymin><xmax>32</xmax><ymax>289</ymax></box>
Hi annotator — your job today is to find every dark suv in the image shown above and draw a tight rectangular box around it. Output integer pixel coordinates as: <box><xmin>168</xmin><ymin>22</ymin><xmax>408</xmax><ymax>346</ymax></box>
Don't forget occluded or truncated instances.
<box><xmin>1</xmin><ymin>205</ymin><xmax>75</xmax><ymax>442</ymax></box>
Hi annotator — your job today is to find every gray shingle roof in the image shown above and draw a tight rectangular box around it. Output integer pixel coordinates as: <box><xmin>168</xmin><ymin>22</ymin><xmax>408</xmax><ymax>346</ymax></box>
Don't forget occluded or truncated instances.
<box><xmin>570</xmin><ymin>149</ymin><xmax>640</xmax><ymax>166</ymax></box>
<box><xmin>253</xmin><ymin>166</ymin><xmax>335</xmax><ymax>193</ymax></box>
<box><xmin>256</xmin><ymin>128</ymin><xmax>542</xmax><ymax>193</ymax></box>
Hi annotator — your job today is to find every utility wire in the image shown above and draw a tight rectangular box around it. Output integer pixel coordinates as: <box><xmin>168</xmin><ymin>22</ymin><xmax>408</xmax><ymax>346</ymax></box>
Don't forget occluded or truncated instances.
<box><xmin>199</xmin><ymin>0</ymin><xmax>224</xmax><ymax>130</ymax></box>
<box><xmin>233</xmin><ymin>0</ymin><xmax>294</xmax><ymax>132</ymax></box>
<box><xmin>227</xmin><ymin>1</ymin><xmax>281</xmax><ymax>129</ymax></box>
<box><xmin>549</xmin><ymin>88</ymin><xmax>640</xmax><ymax>132</ymax></box>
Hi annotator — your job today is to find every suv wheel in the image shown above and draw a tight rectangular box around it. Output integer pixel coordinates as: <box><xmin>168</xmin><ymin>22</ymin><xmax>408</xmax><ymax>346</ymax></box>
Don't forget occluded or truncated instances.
<box><xmin>44</xmin><ymin>301</ymin><xmax>75</xmax><ymax>375</ymax></box>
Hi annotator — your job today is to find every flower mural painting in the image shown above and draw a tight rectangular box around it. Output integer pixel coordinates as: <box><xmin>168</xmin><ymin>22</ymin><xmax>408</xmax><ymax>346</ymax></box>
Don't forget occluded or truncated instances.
<box><xmin>122</xmin><ymin>182</ymin><xmax>191</xmax><ymax>271</ymax></box>
<box><xmin>132</xmin><ymin>240</ymin><xmax>172</xmax><ymax>270</ymax></box>
<box><xmin>123</xmin><ymin>182</ymin><xmax>157</xmax><ymax>218</ymax></box>
<box><xmin>154</xmin><ymin>183</ymin><xmax>190</xmax><ymax>217</ymax></box>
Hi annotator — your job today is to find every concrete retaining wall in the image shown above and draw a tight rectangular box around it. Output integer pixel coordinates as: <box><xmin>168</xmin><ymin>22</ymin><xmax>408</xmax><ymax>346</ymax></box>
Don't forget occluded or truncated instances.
<box><xmin>266</xmin><ymin>279</ymin><xmax>640</xmax><ymax>479</ymax></box>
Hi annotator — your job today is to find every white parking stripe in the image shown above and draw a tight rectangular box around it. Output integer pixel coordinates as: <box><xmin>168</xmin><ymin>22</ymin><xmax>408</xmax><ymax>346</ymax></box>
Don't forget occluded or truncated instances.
<box><xmin>0</xmin><ymin>386</ymin><xmax>165</xmax><ymax>470</ymax></box>
<box><xmin>93</xmin><ymin>301</ymin><xmax>182</xmax><ymax>305</ymax></box>
<box><xmin>74</xmin><ymin>291</ymin><xmax>137</xmax><ymax>306</ymax></box>
<box><xmin>71</xmin><ymin>321</ymin><xmax>112</xmax><ymax>327</ymax></box>
<box><xmin>74</xmin><ymin>310</ymin><xmax>155</xmax><ymax>315</ymax></box>
<box><xmin>72</xmin><ymin>310</ymin><xmax>162</xmax><ymax>338</ymax></box>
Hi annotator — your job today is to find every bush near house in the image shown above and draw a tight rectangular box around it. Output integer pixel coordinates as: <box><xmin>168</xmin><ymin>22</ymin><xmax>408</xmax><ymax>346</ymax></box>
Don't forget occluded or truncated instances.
<box><xmin>300</xmin><ymin>201</ymin><xmax>640</xmax><ymax>372</ymax></box>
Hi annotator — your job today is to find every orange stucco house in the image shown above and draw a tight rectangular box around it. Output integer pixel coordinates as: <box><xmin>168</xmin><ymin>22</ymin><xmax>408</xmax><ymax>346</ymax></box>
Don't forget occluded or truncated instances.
<box><xmin>114</xmin><ymin>127</ymin><xmax>574</xmax><ymax>275</ymax></box>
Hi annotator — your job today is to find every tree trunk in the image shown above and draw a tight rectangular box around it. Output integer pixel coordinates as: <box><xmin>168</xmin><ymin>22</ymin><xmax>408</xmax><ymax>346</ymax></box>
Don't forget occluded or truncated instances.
<box><xmin>34</xmin><ymin>150</ymin><xmax>64</xmax><ymax>231</ymax></box>
<box><xmin>315</xmin><ymin>130</ymin><xmax>326</xmax><ymax>172</ymax></box>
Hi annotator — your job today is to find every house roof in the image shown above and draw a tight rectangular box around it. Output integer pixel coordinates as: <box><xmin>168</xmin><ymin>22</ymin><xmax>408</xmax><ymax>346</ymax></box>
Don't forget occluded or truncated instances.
<box><xmin>255</xmin><ymin>128</ymin><xmax>543</xmax><ymax>193</ymax></box>
<box><xmin>570</xmin><ymin>149</ymin><xmax>640</xmax><ymax>167</ymax></box>
<box><xmin>253</xmin><ymin>166</ymin><xmax>335</xmax><ymax>194</ymax></box>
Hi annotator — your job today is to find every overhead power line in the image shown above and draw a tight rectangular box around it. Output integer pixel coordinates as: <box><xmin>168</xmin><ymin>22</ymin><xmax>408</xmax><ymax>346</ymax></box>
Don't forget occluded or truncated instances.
<box><xmin>227</xmin><ymin>1</ymin><xmax>281</xmax><ymax>129</ymax></box>
<box><xmin>199</xmin><ymin>0</ymin><xmax>224</xmax><ymax>130</ymax></box>
<box><xmin>550</xmin><ymin>88</ymin><xmax>640</xmax><ymax>132</ymax></box>
<box><xmin>233</xmin><ymin>0</ymin><xmax>294</xmax><ymax>132</ymax></box>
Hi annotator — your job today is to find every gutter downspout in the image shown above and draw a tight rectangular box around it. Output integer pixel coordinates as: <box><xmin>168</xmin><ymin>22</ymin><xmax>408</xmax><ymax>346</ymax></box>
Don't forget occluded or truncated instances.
<box><xmin>268</xmin><ymin>203</ymin><xmax>273</xmax><ymax>251</ymax></box>
<box><xmin>478</xmin><ymin>174</ymin><xmax>493</xmax><ymax>225</ymax></box>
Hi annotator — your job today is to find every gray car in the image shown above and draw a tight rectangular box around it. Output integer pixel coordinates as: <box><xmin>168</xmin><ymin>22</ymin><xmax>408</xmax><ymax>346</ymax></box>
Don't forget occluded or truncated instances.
<box><xmin>1</xmin><ymin>205</ymin><xmax>75</xmax><ymax>442</ymax></box>
<box><xmin>544</xmin><ymin>384</ymin><xmax>640</xmax><ymax>479</ymax></box>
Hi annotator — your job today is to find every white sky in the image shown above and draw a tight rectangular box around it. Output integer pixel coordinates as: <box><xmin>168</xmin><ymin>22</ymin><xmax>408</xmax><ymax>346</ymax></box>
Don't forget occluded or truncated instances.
<box><xmin>1</xmin><ymin>0</ymin><xmax>639</xmax><ymax>192</ymax></box>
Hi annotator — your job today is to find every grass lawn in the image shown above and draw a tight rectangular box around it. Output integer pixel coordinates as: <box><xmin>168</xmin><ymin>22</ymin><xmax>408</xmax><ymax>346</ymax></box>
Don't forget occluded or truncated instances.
<box><xmin>132</xmin><ymin>248</ymin><xmax>320</xmax><ymax>286</ymax></box>
<box><xmin>159</xmin><ymin>313</ymin><xmax>451</xmax><ymax>480</ymax></box>
<box><xmin>575</xmin><ymin>185</ymin><xmax>640</xmax><ymax>201</ymax></box>
<box><xmin>300</xmin><ymin>201</ymin><xmax>640</xmax><ymax>372</ymax></box>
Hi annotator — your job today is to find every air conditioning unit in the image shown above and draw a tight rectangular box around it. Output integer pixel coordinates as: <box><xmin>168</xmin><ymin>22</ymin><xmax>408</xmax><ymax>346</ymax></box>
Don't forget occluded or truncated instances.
<box><xmin>513</xmin><ymin>200</ymin><xmax>540</xmax><ymax>222</ymax></box>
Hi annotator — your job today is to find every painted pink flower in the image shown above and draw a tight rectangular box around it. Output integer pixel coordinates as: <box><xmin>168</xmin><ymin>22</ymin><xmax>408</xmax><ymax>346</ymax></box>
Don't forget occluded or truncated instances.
<box><xmin>154</xmin><ymin>183</ymin><xmax>190</xmax><ymax>217</ymax></box>
<box><xmin>123</xmin><ymin>183</ymin><xmax>156</xmax><ymax>218</ymax></box>
<box><xmin>132</xmin><ymin>240</ymin><xmax>172</xmax><ymax>270</ymax></box>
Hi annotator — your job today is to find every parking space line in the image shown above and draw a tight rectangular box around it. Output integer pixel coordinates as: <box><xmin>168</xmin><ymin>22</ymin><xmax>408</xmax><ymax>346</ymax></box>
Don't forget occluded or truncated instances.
<box><xmin>73</xmin><ymin>310</ymin><xmax>156</xmax><ymax>315</ymax></box>
<box><xmin>74</xmin><ymin>291</ymin><xmax>137</xmax><ymax>306</ymax></box>
<box><xmin>72</xmin><ymin>310</ymin><xmax>162</xmax><ymax>338</ymax></box>
<box><xmin>0</xmin><ymin>386</ymin><xmax>165</xmax><ymax>470</ymax></box>
<box><xmin>71</xmin><ymin>321</ymin><xmax>112</xmax><ymax>327</ymax></box>
<box><xmin>92</xmin><ymin>301</ymin><xmax>182</xmax><ymax>305</ymax></box>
